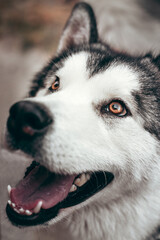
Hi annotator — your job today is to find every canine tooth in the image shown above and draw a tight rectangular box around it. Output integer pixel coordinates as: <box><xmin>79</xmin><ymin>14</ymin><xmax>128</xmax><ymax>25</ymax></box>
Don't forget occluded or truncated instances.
<box><xmin>33</xmin><ymin>201</ymin><xmax>43</xmax><ymax>214</ymax></box>
<box><xmin>25</xmin><ymin>210</ymin><xmax>32</xmax><ymax>216</ymax></box>
<box><xmin>12</xmin><ymin>203</ymin><xmax>15</xmax><ymax>208</ymax></box>
<box><xmin>19</xmin><ymin>208</ymin><xmax>24</xmax><ymax>213</ymax></box>
<box><xmin>8</xmin><ymin>200</ymin><xmax>11</xmax><ymax>205</ymax></box>
<box><xmin>7</xmin><ymin>185</ymin><xmax>12</xmax><ymax>196</ymax></box>
<box><xmin>75</xmin><ymin>173</ymin><xmax>87</xmax><ymax>187</ymax></box>
<box><xmin>69</xmin><ymin>184</ymin><xmax>77</xmax><ymax>192</ymax></box>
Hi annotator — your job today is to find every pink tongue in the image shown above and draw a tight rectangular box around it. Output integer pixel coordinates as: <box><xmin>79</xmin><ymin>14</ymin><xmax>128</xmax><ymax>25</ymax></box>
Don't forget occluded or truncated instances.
<box><xmin>10</xmin><ymin>165</ymin><xmax>75</xmax><ymax>210</ymax></box>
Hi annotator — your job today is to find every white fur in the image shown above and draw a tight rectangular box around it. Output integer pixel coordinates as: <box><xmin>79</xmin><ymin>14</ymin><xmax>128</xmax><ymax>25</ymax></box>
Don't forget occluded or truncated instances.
<box><xmin>29</xmin><ymin>52</ymin><xmax>160</xmax><ymax>239</ymax></box>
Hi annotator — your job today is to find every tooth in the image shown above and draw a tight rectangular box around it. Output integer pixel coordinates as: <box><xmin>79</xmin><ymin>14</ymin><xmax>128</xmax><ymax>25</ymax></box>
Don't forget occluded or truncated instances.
<box><xmin>69</xmin><ymin>184</ymin><xmax>77</xmax><ymax>192</ymax></box>
<box><xmin>12</xmin><ymin>203</ymin><xmax>15</xmax><ymax>208</ymax></box>
<box><xmin>14</xmin><ymin>208</ymin><xmax>20</xmax><ymax>214</ymax></box>
<box><xmin>86</xmin><ymin>173</ymin><xmax>91</xmax><ymax>180</ymax></box>
<box><xmin>75</xmin><ymin>173</ymin><xmax>87</xmax><ymax>187</ymax></box>
<box><xmin>25</xmin><ymin>210</ymin><xmax>32</xmax><ymax>216</ymax></box>
<box><xmin>33</xmin><ymin>201</ymin><xmax>43</xmax><ymax>214</ymax></box>
<box><xmin>8</xmin><ymin>200</ymin><xmax>11</xmax><ymax>205</ymax></box>
<box><xmin>74</xmin><ymin>178</ymin><xmax>81</xmax><ymax>186</ymax></box>
<box><xmin>7</xmin><ymin>185</ymin><xmax>12</xmax><ymax>197</ymax></box>
<box><xmin>19</xmin><ymin>208</ymin><xmax>24</xmax><ymax>213</ymax></box>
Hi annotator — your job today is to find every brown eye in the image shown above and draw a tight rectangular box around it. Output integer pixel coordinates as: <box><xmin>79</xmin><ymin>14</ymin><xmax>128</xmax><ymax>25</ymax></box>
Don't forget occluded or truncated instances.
<box><xmin>101</xmin><ymin>100</ymin><xmax>128</xmax><ymax>117</ymax></box>
<box><xmin>109</xmin><ymin>101</ymin><xmax>127</xmax><ymax>116</ymax></box>
<box><xmin>49</xmin><ymin>76</ymin><xmax>60</xmax><ymax>92</ymax></box>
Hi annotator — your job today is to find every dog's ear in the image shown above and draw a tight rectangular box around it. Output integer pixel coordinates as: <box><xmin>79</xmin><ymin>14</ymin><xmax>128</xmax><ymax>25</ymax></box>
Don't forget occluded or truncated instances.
<box><xmin>57</xmin><ymin>2</ymin><xmax>98</xmax><ymax>53</ymax></box>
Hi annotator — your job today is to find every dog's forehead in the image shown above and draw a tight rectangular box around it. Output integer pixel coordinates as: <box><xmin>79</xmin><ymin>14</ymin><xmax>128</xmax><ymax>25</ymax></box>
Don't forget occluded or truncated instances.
<box><xmin>57</xmin><ymin>51</ymin><xmax>139</xmax><ymax>98</ymax></box>
<box><xmin>56</xmin><ymin>52</ymin><xmax>88</xmax><ymax>85</ymax></box>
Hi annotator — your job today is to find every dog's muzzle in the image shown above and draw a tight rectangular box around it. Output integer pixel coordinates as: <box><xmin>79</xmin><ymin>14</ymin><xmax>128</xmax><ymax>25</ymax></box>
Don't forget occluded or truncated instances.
<box><xmin>6</xmin><ymin>100</ymin><xmax>114</xmax><ymax>227</ymax></box>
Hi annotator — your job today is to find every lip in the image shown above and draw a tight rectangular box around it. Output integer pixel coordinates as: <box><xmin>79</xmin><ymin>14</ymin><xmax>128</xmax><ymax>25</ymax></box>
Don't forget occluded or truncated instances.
<box><xmin>6</xmin><ymin>164</ymin><xmax>114</xmax><ymax>227</ymax></box>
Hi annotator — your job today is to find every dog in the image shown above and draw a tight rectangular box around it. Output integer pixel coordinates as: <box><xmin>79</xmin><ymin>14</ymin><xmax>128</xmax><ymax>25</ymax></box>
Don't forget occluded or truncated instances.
<box><xmin>5</xmin><ymin>2</ymin><xmax>160</xmax><ymax>240</ymax></box>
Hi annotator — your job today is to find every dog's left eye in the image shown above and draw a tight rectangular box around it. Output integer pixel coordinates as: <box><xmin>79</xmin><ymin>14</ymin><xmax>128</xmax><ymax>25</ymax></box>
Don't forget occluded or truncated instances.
<box><xmin>48</xmin><ymin>76</ymin><xmax>60</xmax><ymax>92</ymax></box>
<box><xmin>101</xmin><ymin>100</ymin><xmax>128</xmax><ymax>117</ymax></box>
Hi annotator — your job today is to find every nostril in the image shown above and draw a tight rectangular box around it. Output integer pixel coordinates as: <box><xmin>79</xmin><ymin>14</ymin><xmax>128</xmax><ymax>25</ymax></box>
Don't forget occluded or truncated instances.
<box><xmin>7</xmin><ymin>101</ymin><xmax>53</xmax><ymax>139</ymax></box>
<box><xmin>24</xmin><ymin>113</ymin><xmax>47</xmax><ymax>130</ymax></box>
<box><xmin>21</xmin><ymin>125</ymin><xmax>35</xmax><ymax>137</ymax></box>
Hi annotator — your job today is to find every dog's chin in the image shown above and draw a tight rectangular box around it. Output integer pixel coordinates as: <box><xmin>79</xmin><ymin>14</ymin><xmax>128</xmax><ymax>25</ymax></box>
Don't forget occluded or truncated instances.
<box><xmin>6</xmin><ymin>160</ymin><xmax>114</xmax><ymax>227</ymax></box>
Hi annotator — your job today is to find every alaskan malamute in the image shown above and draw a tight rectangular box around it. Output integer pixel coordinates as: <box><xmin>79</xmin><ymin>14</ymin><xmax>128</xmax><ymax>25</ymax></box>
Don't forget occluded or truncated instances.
<box><xmin>5</xmin><ymin>2</ymin><xmax>160</xmax><ymax>240</ymax></box>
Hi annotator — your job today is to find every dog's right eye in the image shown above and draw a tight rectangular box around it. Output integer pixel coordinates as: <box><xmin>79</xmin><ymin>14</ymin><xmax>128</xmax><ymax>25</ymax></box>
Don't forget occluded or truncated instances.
<box><xmin>48</xmin><ymin>76</ymin><xmax>60</xmax><ymax>92</ymax></box>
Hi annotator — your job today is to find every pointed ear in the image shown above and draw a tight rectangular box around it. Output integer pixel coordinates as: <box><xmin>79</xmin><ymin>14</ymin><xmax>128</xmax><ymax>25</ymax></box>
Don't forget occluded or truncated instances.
<box><xmin>57</xmin><ymin>2</ymin><xmax>98</xmax><ymax>53</ymax></box>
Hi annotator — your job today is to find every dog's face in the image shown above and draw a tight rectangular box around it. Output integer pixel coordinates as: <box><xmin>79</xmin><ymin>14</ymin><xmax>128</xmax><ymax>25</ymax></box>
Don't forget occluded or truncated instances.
<box><xmin>5</xmin><ymin>3</ymin><xmax>160</xmax><ymax>227</ymax></box>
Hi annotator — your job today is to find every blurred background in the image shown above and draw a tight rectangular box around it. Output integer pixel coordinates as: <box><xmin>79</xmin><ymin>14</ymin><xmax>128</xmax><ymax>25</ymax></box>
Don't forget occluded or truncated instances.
<box><xmin>0</xmin><ymin>0</ymin><xmax>77</xmax><ymax>133</ymax></box>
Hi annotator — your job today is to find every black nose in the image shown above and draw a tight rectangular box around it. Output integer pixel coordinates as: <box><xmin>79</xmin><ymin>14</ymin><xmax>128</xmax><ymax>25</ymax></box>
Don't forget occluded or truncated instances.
<box><xmin>7</xmin><ymin>101</ymin><xmax>53</xmax><ymax>139</ymax></box>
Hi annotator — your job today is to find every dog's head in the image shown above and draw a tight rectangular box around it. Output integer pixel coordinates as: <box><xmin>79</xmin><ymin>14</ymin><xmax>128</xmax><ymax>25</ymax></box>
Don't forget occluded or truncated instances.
<box><xmin>5</xmin><ymin>2</ymin><xmax>160</xmax><ymax>227</ymax></box>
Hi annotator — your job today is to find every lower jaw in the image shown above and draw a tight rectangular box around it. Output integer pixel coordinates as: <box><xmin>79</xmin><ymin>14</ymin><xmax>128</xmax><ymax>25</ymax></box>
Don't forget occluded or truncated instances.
<box><xmin>6</xmin><ymin>171</ymin><xmax>114</xmax><ymax>227</ymax></box>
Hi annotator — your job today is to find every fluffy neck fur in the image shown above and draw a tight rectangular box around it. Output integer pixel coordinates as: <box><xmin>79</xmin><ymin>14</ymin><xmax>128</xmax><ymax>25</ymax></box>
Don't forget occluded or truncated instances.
<box><xmin>64</xmin><ymin>178</ymin><xmax>160</xmax><ymax>240</ymax></box>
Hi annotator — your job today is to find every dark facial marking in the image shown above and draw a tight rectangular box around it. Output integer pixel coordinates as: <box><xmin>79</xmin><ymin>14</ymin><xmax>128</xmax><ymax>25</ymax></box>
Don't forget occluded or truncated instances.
<box><xmin>87</xmin><ymin>45</ymin><xmax>116</xmax><ymax>77</ymax></box>
<box><xmin>132</xmin><ymin>58</ymin><xmax>160</xmax><ymax>140</ymax></box>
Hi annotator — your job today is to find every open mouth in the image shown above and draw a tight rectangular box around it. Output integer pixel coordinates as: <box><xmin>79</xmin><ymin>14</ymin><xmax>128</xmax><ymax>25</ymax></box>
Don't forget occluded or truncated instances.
<box><xmin>6</xmin><ymin>161</ymin><xmax>114</xmax><ymax>226</ymax></box>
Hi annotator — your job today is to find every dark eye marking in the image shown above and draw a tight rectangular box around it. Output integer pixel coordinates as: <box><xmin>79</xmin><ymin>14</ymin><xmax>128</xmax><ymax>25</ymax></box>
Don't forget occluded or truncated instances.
<box><xmin>101</xmin><ymin>100</ymin><xmax>130</xmax><ymax>117</ymax></box>
<box><xmin>48</xmin><ymin>76</ymin><xmax>60</xmax><ymax>93</ymax></box>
